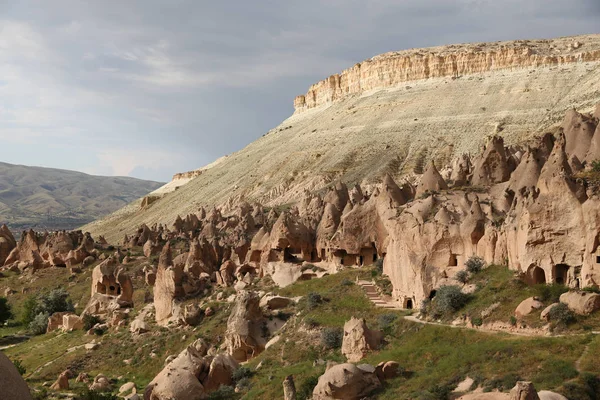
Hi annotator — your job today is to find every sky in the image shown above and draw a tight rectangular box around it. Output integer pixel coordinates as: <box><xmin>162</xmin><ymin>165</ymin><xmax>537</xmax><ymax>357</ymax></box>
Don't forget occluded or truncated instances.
<box><xmin>0</xmin><ymin>1</ymin><xmax>599</xmax><ymax>182</ymax></box>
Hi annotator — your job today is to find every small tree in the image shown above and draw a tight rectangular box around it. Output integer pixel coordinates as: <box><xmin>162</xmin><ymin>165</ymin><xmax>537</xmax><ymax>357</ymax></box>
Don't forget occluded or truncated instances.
<box><xmin>465</xmin><ymin>256</ymin><xmax>485</xmax><ymax>274</ymax></box>
<box><xmin>547</xmin><ymin>303</ymin><xmax>577</xmax><ymax>327</ymax></box>
<box><xmin>455</xmin><ymin>270</ymin><xmax>469</xmax><ymax>285</ymax></box>
<box><xmin>29</xmin><ymin>312</ymin><xmax>50</xmax><ymax>335</ymax></box>
<box><xmin>0</xmin><ymin>297</ymin><xmax>13</xmax><ymax>324</ymax></box>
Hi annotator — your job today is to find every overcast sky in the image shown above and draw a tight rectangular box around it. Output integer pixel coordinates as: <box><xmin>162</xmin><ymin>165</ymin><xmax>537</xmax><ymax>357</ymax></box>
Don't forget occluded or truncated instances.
<box><xmin>1</xmin><ymin>1</ymin><xmax>599</xmax><ymax>182</ymax></box>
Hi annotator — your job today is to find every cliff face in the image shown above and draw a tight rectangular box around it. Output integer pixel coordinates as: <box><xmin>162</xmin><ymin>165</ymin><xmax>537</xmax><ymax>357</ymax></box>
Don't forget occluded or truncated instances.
<box><xmin>295</xmin><ymin>35</ymin><xmax>600</xmax><ymax>113</ymax></box>
<box><xmin>84</xmin><ymin>34</ymin><xmax>600</xmax><ymax>244</ymax></box>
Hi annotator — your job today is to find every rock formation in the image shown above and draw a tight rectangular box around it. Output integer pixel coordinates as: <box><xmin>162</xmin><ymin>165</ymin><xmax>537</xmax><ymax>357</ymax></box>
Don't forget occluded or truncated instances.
<box><xmin>294</xmin><ymin>36</ymin><xmax>600</xmax><ymax>113</ymax></box>
<box><xmin>224</xmin><ymin>291</ymin><xmax>266</xmax><ymax>362</ymax></box>
<box><xmin>341</xmin><ymin>317</ymin><xmax>384</xmax><ymax>362</ymax></box>
<box><xmin>312</xmin><ymin>363</ymin><xmax>381</xmax><ymax>400</ymax></box>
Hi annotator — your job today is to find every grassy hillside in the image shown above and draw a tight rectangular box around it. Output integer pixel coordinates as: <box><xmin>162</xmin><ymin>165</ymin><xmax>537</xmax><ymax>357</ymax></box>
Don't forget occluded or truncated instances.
<box><xmin>0</xmin><ymin>162</ymin><xmax>163</xmax><ymax>232</ymax></box>
<box><xmin>2</xmin><ymin>260</ymin><xmax>600</xmax><ymax>399</ymax></box>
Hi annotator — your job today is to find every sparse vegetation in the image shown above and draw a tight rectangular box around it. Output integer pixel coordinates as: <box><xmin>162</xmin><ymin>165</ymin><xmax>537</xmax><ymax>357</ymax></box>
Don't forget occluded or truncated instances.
<box><xmin>547</xmin><ymin>303</ymin><xmax>577</xmax><ymax>327</ymax></box>
<box><xmin>321</xmin><ymin>327</ymin><xmax>343</xmax><ymax>349</ymax></box>
<box><xmin>465</xmin><ymin>256</ymin><xmax>484</xmax><ymax>274</ymax></box>
<box><xmin>430</xmin><ymin>285</ymin><xmax>470</xmax><ymax>318</ymax></box>
<box><xmin>455</xmin><ymin>270</ymin><xmax>469</xmax><ymax>284</ymax></box>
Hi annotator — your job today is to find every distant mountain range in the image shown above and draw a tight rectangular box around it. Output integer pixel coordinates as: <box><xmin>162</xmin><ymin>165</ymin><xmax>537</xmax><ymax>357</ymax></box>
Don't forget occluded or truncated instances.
<box><xmin>0</xmin><ymin>162</ymin><xmax>163</xmax><ymax>233</ymax></box>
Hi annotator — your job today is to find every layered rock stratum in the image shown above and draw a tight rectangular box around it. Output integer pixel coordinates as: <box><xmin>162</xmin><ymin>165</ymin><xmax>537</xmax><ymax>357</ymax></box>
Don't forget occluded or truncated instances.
<box><xmin>84</xmin><ymin>34</ymin><xmax>600</xmax><ymax>244</ymax></box>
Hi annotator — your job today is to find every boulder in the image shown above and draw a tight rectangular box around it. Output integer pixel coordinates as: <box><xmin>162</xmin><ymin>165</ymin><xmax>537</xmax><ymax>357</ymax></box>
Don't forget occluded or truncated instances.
<box><xmin>540</xmin><ymin>303</ymin><xmax>560</xmax><ymax>321</ymax></box>
<box><xmin>259</xmin><ymin>295</ymin><xmax>293</xmax><ymax>310</ymax></box>
<box><xmin>89</xmin><ymin>374</ymin><xmax>111</xmax><ymax>392</ymax></box>
<box><xmin>312</xmin><ymin>363</ymin><xmax>381</xmax><ymax>400</ymax></box>
<box><xmin>203</xmin><ymin>354</ymin><xmax>238</xmax><ymax>392</ymax></box>
<box><xmin>514</xmin><ymin>297</ymin><xmax>544</xmax><ymax>319</ymax></box>
<box><xmin>538</xmin><ymin>391</ymin><xmax>568</xmax><ymax>400</ymax></box>
<box><xmin>283</xmin><ymin>375</ymin><xmax>297</xmax><ymax>400</ymax></box>
<box><xmin>50</xmin><ymin>370</ymin><xmax>70</xmax><ymax>390</ymax></box>
<box><xmin>0</xmin><ymin>352</ymin><xmax>32</xmax><ymax>400</ymax></box>
<box><xmin>509</xmin><ymin>381</ymin><xmax>540</xmax><ymax>400</ymax></box>
<box><xmin>375</xmin><ymin>361</ymin><xmax>400</xmax><ymax>381</ymax></box>
<box><xmin>62</xmin><ymin>314</ymin><xmax>84</xmax><ymax>331</ymax></box>
<box><xmin>130</xmin><ymin>319</ymin><xmax>150</xmax><ymax>334</ymax></box>
<box><xmin>559</xmin><ymin>291</ymin><xmax>600</xmax><ymax>315</ymax></box>
<box><xmin>341</xmin><ymin>317</ymin><xmax>384</xmax><ymax>362</ymax></box>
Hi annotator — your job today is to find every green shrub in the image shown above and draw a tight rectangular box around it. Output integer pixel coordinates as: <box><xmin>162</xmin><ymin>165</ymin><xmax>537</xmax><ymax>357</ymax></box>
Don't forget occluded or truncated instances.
<box><xmin>77</xmin><ymin>388</ymin><xmax>118</xmax><ymax>400</ymax></box>
<box><xmin>12</xmin><ymin>359</ymin><xmax>26</xmax><ymax>375</ymax></box>
<box><xmin>431</xmin><ymin>285</ymin><xmax>470</xmax><ymax>317</ymax></box>
<box><xmin>471</xmin><ymin>316</ymin><xmax>483</xmax><ymax>327</ymax></box>
<box><xmin>296</xmin><ymin>375</ymin><xmax>320</xmax><ymax>400</ymax></box>
<box><xmin>374</xmin><ymin>258</ymin><xmax>384</xmax><ymax>273</ymax></box>
<box><xmin>340</xmin><ymin>278</ymin><xmax>354</xmax><ymax>286</ymax></box>
<box><xmin>455</xmin><ymin>270</ymin><xmax>469</xmax><ymax>284</ymax></box>
<box><xmin>378</xmin><ymin>313</ymin><xmax>398</xmax><ymax>335</ymax></box>
<box><xmin>483</xmin><ymin>373</ymin><xmax>521</xmax><ymax>392</ymax></box>
<box><xmin>592</xmin><ymin>160</ymin><xmax>600</xmax><ymax>173</ymax></box>
<box><xmin>232</xmin><ymin>366</ymin><xmax>252</xmax><ymax>382</ymax></box>
<box><xmin>510</xmin><ymin>316</ymin><xmax>517</xmax><ymax>326</ymax></box>
<box><xmin>465</xmin><ymin>256</ymin><xmax>484</xmax><ymax>274</ymax></box>
<box><xmin>29</xmin><ymin>312</ymin><xmax>50</xmax><ymax>335</ymax></box>
<box><xmin>83</xmin><ymin>314</ymin><xmax>102</xmax><ymax>331</ymax></box>
<box><xmin>534</xmin><ymin>284</ymin><xmax>568</xmax><ymax>303</ymax></box>
<box><xmin>207</xmin><ymin>385</ymin><xmax>237</xmax><ymax>400</ymax></box>
<box><xmin>0</xmin><ymin>297</ymin><xmax>12</xmax><ymax>324</ymax></box>
<box><xmin>22</xmin><ymin>288</ymin><xmax>74</xmax><ymax>326</ymax></box>
<box><xmin>321</xmin><ymin>327</ymin><xmax>343</xmax><ymax>349</ymax></box>
<box><xmin>306</xmin><ymin>292</ymin><xmax>323</xmax><ymax>310</ymax></box>
<box><xmin>547</xmin><ymin>303</ymin><xmax>576</xmax><ymax>326</ymax></box>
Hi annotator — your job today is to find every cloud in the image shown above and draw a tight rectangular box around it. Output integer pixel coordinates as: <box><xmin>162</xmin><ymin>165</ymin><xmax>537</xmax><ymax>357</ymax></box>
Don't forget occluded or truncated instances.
<box><xmin>0</xmin><ymin>0</ymin><xmax>598</xmax><ymax>182</ymax></box>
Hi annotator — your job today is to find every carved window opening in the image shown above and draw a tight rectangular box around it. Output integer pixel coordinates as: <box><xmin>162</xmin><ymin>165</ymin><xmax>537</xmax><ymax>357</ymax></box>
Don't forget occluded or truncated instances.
<box><xmin>449</xmin><ymin>254</ymin><xmax>458</xmax><ymax>267</ymax></box>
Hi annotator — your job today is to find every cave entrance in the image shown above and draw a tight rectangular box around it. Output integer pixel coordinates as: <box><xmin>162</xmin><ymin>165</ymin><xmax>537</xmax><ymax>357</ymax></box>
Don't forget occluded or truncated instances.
<box><xmin>553</xmin><ymin>264</ymin><xmax>570</xmax><ymax>285</ymax></box>
<box><xmin>449</xmin><ymin>254</ymin><xmax>458</xmax><ymax>267</ymax></box>
<box><xmin>359</xmin><ymin>255</ymin><xmax>364</xmax><ymax>266</ymax></box>
<box><xmin>284</xmin><ymin>248</ymin><xmax>300</xmax><ymax>263</ymax></box>
<box><xmin>404</xmin><ymin>298</ymin><xmax>414</xmax><ymax>309</ymax></box>
<box><xmin>527</xmin><ymin>266</ymin><xmax>546</xmax><ymax>285</ymax></box>
<box><xmin>428</xmin><ymin>290</ymin><xmax>437</xmax><ymax>300</ymax></box>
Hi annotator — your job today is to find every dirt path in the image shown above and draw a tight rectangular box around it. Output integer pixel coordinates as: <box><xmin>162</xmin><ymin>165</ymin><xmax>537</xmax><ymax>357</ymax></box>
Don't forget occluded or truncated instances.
<box><xmin>575</xmin><ymin>342</ymin><xmax>591</xmax><ymax>372</ymax></box>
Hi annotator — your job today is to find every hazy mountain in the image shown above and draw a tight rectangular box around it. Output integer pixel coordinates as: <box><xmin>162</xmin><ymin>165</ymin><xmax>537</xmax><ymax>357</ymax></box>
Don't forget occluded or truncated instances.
<box><xmin>0</xmin><ymin>162</ymin><xmax>163</xmax><ymax>232</ymax></box>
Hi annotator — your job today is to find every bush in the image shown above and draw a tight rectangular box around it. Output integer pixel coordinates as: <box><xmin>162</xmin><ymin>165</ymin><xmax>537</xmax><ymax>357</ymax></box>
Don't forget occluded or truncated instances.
<box><xmin>471</xmin><ymin>316</ymin><xmax>483</xmax><ymax>326</ymax></box>
<box><xmin>207</xmin><ymin>385</ymin><xmax>237</xmax><ymax>400</ymax></box>
<box><xmin>0</xmin><ymin>297</ymin><xmax>12</xmax><ymax>324</ymax></box>
<box><xmin>22</xmin><ymin>288</ymin><xmax>74</xmax><ymax>326</ymax></box>
<box><xmin>431</xmin><ymin>286</ymin><xmax>470</xmax><ymax>317</ymax></box>
<box><xmin>12</xmin><ymin>359</ymin><xmax>26</xmax><ymax>375</ymax></box>
<box><xmin>306</xmin><ymin>292</ymin><xmax>323</xmax><ymax>310</ymax></box>
<box><xmin>232</xmin><ymin>366</ymin><xmax>252</xmax><ymax>382</ymax></box>
<box><xmin>534</xmin><ymin>284</ymin><xmax>568</xmax><ymax>303</ymax></box>
<box><xmin>547</xmin><ymin>303</ymin><xmax>576</xmax><ymax>327</ymax></box>
<box><xmin>484</xmin><ymin>373</ymin><xmax>521</xmax><ymax>392</ymax></box>
<box><xmin>374</xmin><ymin>258</ymin><xmax>384</xmax><ymax>273</ymax></box>
<box><xmin>340</xmin><ymin>279</ymin><xmax>354</xmax><ymax>287</ymax></box>
<box><xmin>321</xmin><ymin>327</ymin><xmax>343</xmax><ymax>349</ymax></box>
<box><xmin>378</xmin><ymin>313</ymin><xmax>398</xmax><ymax>335</ymax></box>
<box><xmin>465</xmin><ymin>256</ymin><xmax>484</xmax><ymax>274</ymax></box>
<box><xmin>83</xmin><ymin>314</ymin><xmax>102</xmax><ymax>331</ymax></box>
<box><xmin>77</xmin><ymin>389</ymin><xmax>118</xmax><ymax>400</ymax></box>
<box><xmin>296</xmin><ymin>375</ymin><xmax>320</xmax><ymax>400</ymax></box>
<box><xmin>29</xmin><ymin>312</ymin><xmax>50</xmax><ymax>335</ymax></box>
<box><xmin>592</xmin><ymin>160</ymin><xmax>600</xmax><ymax>173</ymax></box>
<box><xmin>455</xmin><ymin>270</ymin><xmax>469</xmax><ymax>285</ymax></box>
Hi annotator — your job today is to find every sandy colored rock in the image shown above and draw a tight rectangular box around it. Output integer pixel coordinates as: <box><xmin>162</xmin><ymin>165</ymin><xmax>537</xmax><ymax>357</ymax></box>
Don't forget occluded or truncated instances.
<box><xmin>224</xmin><ymin>291</ymin><xmax>266</xmax><ymax>362</ymax></box>
<box><xmin>515</xmin><ymin>297</ymin><xmax>544</xmax><ymax>319</ymax></box>
<box><xmin>312</xmin><ymin>362</ymin><xmax>381</xmax><ymax>400</ymax></box>
<box><xmin>509</xmin><ymin>381</ymin><xmax>540</xmax><ymax>400</ymax></box>
<box><xmin>0</xmin><ymin>352</ymin><xmax>33</xmax><ymax>400</ymax></box>
<box><xmin>50</xmin><ymin>370</ymin><xmax>70</xmax><ymax>390</ymax></box>
<box><xmin>341</xmin><ymin>317</ymin><xmax>384</xmax><ymax>362</ymax></box>
<box><xmin>559</xmin><ymin>291</ymin><xmax>600</xmax><ymax>315</ymax></box>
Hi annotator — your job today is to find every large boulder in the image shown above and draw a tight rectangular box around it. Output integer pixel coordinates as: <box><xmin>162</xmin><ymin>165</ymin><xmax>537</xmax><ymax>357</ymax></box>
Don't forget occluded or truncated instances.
<box><xmin>559</xmin><ymin>291</ymin><xmax>600</xmax><ymax>315</ymax></box>
<box><xmin>224</xmin><ymin>291</ymin><xmax>266</xmax><ymax>362</ymax></box>
<box><xmin>0</xmin><ymin>225</ymin><xmax>16</xmax><ymax>266</ymax></box>
<box><xmin>50</xmin><ymin>370</ymin><xmax>70</xmax><ymax>390</ymax></box>
<box><xmin>341</xmin><ymin>317</ymin><xmax>384</xmax><ymax>362</ymax></box>
<box><xmin>514</xmin><ymin>297</ymin><xmax>544</xmax><ymax>319</ymax></box>
<box><xmin>0</xmin><ymin>352</ymin><xmax>33</xmax><ymax>399</ymax></box>
<box><xmin>312</xmin><ymin>363</ymin><xmax>381</xmax><ymax>400</ymax></box>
